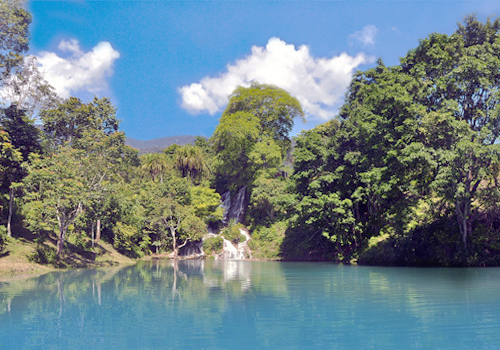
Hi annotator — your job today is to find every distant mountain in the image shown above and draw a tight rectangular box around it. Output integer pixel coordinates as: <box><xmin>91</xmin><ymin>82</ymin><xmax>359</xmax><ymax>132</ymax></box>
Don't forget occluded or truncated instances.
<box><xmin>126</xmin><ymin>135</ymin><xmax>203</xmax><ymax>154</ymax></box>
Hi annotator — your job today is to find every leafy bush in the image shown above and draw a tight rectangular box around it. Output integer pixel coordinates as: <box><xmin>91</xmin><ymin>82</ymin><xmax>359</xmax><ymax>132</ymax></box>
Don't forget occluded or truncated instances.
<box><xmin>28</xmin><ymin>244</ymin><xmax>57</xmax><ymax>265</ymax></box>
<box><xmin>248</xmin><ymin>221</ymin><xmax>287</xmax><ymax>259</ymax></box>
<box><xmin>357</xmin><ymin>217</ymin><xmax>500</xmax><ymax>267</ymax></box>
<box><xmin>69</xmin><ymin>231</ymin><xmax>93</xmax><ymax>256</ymax></box>
<box><xmin>221</xmin><ymin>220</ymin><xmax>246</xmax><ymax>244</ymax></box>
<box><xmin>0</xmin><ymin>225</ymin><xmax>8</xmax><ymax>251</ymax></box>
<box><xmin>203</xmin><ymin>236</ymin><xmax>223</xmax><ymax>255</ymax></box>
<box><xmin>113</xmin><ymin>222</ymin><xmax>141</xmax><ymax>257</ymax></box>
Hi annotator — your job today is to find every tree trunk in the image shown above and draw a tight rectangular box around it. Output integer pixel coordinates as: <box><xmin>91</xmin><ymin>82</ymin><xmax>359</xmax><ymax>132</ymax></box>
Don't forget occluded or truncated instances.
<box><xmin>56</xmin><ymin>203</ymin><xmax>82</xmax><ymax>256</ymax></box>
<box><xmin>170</xmin><ymin>228</ymin><xmax>178</xmax><ymax>260</ymax></box>
<box><xmin>96</xmin><ymin>219</ymin><xmax>101</xmax><ymax>242</ymax></box>
<box><xmin>6</xmin><ymin>186</ymin><xmax>14</xmax><ymax>237</ymax></box>
<box><xmin>456</xmin><ymin>197</ymin><xmax>471</xmax><ymax>249</ymax></box>
<box><xmin>56</xmin><ymin>224</ymin><xmax>66</xmax><ymax>257</ymax></box>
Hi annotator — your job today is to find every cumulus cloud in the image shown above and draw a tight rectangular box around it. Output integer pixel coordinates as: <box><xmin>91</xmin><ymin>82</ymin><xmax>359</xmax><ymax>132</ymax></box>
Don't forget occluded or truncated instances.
<box><xmin>36</xmin><ymin>39</ymin><xmax>120</xmax><ymax>99</ymax></box>
<box><xmin>349</xmin><ymin>25</ymin><xmax>378</xmax><ymax>47</ymax></box>
<box><xmin>179</xmin><ymin>38</ymin><xmax>373</xmax><ymax>120</ymax></box>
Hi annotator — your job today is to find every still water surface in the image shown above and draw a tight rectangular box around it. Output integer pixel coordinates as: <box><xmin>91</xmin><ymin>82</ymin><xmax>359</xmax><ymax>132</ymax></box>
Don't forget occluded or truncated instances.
<box><xmin>1</xmin><ymin>261</ymin><xmax>500</xmax><ymax>349</ymax></box>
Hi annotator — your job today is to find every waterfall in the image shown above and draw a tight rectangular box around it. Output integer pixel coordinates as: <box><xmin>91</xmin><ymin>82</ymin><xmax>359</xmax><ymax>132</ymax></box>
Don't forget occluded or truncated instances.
<box><xmin>216</xmin><ymin>228</ymin><xmax>252</xmax><ymax>260</ymax></box>
<box><xmin>180</xmin><ymin>186</ymin><xmax>251</xmax><ymax>260</ymax></box>
<box><xmin>179</xmin><ymin>241</ymin><xmax>204</xmax><ymax>259</ymax></box>
<box><xmin>222</xmin><ymin>186</ymin><xmax>247</xmax><ymax>224</ymax></box>
<box><xmin>220</xmin><ymin>191</ymin><xmax>232</xmax><ymax>223</ymax></box>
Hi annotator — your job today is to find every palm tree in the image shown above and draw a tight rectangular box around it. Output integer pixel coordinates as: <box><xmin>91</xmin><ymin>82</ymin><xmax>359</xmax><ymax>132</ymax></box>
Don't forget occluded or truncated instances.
<box><xmin>139</xmin><ymin>153</ymin><xmax>170</xmax><ymax>183</ymax></box>
<box><xmin>174</xmin><ymin>145</ymin><xmax>207</xmax><ymax>182</ymax></box>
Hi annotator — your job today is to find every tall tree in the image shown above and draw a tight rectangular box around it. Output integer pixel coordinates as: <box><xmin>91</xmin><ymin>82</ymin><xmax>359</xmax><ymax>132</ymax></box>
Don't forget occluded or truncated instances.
<box><xmin>401</xmin><ymin>15</ymin><xmax>500</xmax><ymax>247</ymax></box>
<box><xmin>0</xmin><ymin>0</ymin><xmax>30</xmax><ymax>86</ymax></box>
<box><xmin>22</xmin><ymin>148</ymin><xmax>87</xmax><ymax>256</ymax></box>
<box><xmin>40</xmin><ymin>96</ymin><xmax>119</xmax><ymax>148</ymax></box>
<box><xmin>0</xmin><ymin>129</ymin><xmax>22</xmax><ymax>237</ymax></box>
<box><xmin>147</xmin><ymin>177</ymin><xmax>206</xmax><ymax>259</ymax></box>
<box><xmin>223</xmin><ymin>82</ymin><xmax>304</xmax><ymax>150</ymax></box>
<box><xmin>212</xmin><ymin>83</ymin><xmax>303</xmax><ymax>193</ymax></box>
<box><xmin>287</xmin><ymin>16</ymin><xmax>500</xmax><ymax>262</ymax></box>
<box><xmin>139</xmin><ymin>153</ymin><xmax>170</xmax><ymax>183</ymax></box>
<box><xmin>173</xmin><ymin>144</ymin><xmax>207</xmax><ymax>182</ymax></box>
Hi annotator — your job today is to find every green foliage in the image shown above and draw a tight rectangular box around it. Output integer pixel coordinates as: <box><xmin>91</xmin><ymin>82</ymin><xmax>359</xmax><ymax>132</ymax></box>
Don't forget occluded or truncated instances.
<box><xmin>248</xmin><ymin>221</ymin><xmax>287</xmax><ymax>259</ymax></box>
<box><xmin>190</xmin><ymin>186</ymin><xmax>223</xmax><ymax>223</ymax></box>
<box><xmin>113</xmin><ymin>221</ymin><xmax>140</xmax><ymax>257</ymax></box>
<box><xmin>40</xmin><ymin>96</ymin><xmax>119</xmax><ymax>149</ymax></box>
<box><xmin>0</xmin><ymin>0</ymin><xmax>31</xmax><ymax>82</ymax></box>
<box><xmin>22</xmin><ymin>148</ymin><xmax>87</xmax><ymax>243</ymax></box>
<box><xmin>400</xmin><ymin>15</ymin><xmax>500</xmax><ymax>247</ymax></box>
<box><xmin>0</xmin><ymin>129</ymin><xmax>22</xmax><ymax>190</ymax></box>
<box><xmin>202</xmin><ymin>236</ymin><xmax>223</xmax><ymax>255</ymax></box>
<box><xmin>148</xmin><ymin>179</ymin><xmax>207</xmax><ymax>258</ymax></box>
<box><xmin>138</xmin><ymin>234</ymin><xmax>151</xmax><ymax>255</ymax></box>
<box><xmin>0</xmin><ymin>225</ymin><xmax>8</xmax><ymax>250</ymax></box>
<box><xmin>28</xmin><ymin>243</ymin><xmax>57</xmax><ymax>265</ymax></box>
<box><xmin>139</xmin><ymin>152</ymin><xmax>171</xmax><ymax>183</ymax></box>
<box><xmin>179</xmin><ymin>213</ymin><xmax>206</xmax><ymax>241</ymax></box>
<box><xmin>248</xmin><ymin>174</ymin><xmax>294</xmax><ymax>227</ymax></box>
<box><xmin>1</xmin><ymin>105</ymin><xmax>42</xmax><ymax>161</ymax></box>
<box><xmin>285</xmin><ymin>16</ymin><xmax>500</xmax><ymax>264</ymax></box>
<box><xmin>212</xmin><ymin>111</ymin><xmax>261</xmax><ymax>192</ymax></box>
<box><xmin>223</xmin><ymin>82</ymin><xmax>304</xmax><ymax>150</ymax></box>
<box><xmin>212</xmin><ymin>82</ymin><xmax>303</xmax><ymax>193</ymax></box>
<box><xmin>174</xmin><ymin>144</ymin><xmax>208</xmax><ymax>183</ymax></box>
<box><xmin>220</xmin><ymin>221</ymin><xmax>246</xmax><ymax>244</ymax></box>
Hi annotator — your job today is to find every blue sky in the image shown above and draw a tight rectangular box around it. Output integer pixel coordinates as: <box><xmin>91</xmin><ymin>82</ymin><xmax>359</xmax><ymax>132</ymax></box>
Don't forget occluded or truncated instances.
<box><xmin>28</xmin><ymin>0</ymin><xmax>500</xmax><ymax>140</ymax></box>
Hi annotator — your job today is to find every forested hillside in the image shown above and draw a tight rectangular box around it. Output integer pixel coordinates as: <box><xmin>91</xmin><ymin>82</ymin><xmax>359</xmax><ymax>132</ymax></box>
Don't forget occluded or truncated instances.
<box><xmin>2</xmin><ymin>1</ymin><xmax>500</xmax><ymax>268</ymax></box>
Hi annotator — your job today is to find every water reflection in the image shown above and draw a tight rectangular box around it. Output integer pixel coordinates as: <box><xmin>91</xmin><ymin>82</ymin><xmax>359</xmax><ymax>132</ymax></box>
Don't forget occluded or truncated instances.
<box><xmin>1</xmin><ymin>263</ymin><xmax>500</xmax><ymax>349</ymax></box>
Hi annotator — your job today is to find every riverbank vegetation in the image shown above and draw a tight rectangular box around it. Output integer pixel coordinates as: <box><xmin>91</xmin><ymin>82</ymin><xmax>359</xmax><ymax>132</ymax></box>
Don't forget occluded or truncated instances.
<box><xmin>1</xmin><ymin>1</ymin><xmax>500</xmax><ymax>269</ymax></box>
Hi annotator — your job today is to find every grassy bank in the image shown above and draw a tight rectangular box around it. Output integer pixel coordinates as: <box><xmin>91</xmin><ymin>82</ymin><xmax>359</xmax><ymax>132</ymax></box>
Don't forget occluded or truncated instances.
<box><xmin>0</xmin><ymin>228</ymin><xmax>135</xmax><ymax>280</ymax></box>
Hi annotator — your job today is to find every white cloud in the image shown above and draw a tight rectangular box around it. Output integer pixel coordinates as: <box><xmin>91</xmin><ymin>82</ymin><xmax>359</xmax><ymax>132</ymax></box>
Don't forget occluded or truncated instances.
<box><xmin>179</xmin><ymin>37</ymin><xmax>373</xmax><ymax>120</ymax></box>
<box><xmin>36</xmin><ymin>39</ymin><xmax>120</xmax><ymax>99</ymax></box>
<box><xmin>349</xmin><ymin>25</ymin><xmax>379</xmax><ymax>47</ymax></box>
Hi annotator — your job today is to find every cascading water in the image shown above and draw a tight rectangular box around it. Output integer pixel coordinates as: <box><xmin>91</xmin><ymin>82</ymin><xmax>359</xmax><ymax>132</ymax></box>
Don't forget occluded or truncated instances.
<box><xmin>222</xmin><ymin>186</ymin><xmax>247</xmax><ymax>224</ymax></box>
<box><xmin>220</xmin><ymin>191</ymin><xmax>232</xmax><ymax>223</ymax></box>
<box><xmin>217</xmin><ymin>228</ymin><xmax>252</xmax><ymax>260</ymax></box>
<box><xmin>181</xmin><ymin>186</ymin><xmax>252</xmax><ymax>260</ymax></box>
<box><xmin>179</xmin><ymin>241</ymin><xmax>204</xmax><ymax>258</ymax></box>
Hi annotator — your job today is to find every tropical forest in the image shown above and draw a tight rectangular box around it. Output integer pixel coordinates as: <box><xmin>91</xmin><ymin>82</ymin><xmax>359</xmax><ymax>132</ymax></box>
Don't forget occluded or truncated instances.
<box><xmin>3</xmin><ymin>1</ymin><xmax>500</xmax><ymax>273</ymax></box>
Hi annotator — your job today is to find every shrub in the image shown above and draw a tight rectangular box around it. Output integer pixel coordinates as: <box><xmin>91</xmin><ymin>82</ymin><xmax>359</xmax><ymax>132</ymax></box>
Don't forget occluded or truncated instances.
<box><xmin>248</xmin><ymin>221</ymin><xmax>287</xmax><ymax>259</ymax></box>
<box><xmin>28</xmin><ymin>244</ymin><xmax>57</xmax><ymax>265</ymax></box>
<box><xmin>113</xmin><ymin>222</ymin><xmax>140</xmax><ymax>257</ymax></box>
<box><xmin>203</xmin><ymin>236</ymin><xmax>224</xmax><ymax>255</ymax></box>
<box><xmin>221</xmin><ymin>220</ymin><xmax>246</xmax><ymax>244</ymax></box>
<box><xmin>0</xmin><ymin>225</ymin><xmax>7</xmax><ymax>251</ymax></box>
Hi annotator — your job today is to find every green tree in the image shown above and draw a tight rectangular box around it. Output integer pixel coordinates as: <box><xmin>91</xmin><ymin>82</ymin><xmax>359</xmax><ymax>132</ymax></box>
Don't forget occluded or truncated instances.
<box><xmin>0</xmin><ymin>0</ymin><xmax>30</xmax><ymax>85</ymax></box>
<box><xmin>79</xmin><ymin>130</ymin><xmax>139</xmax><ymax>244</ymax></box>
<box><xmin>0</xmin><ymin>106</ymin><xmax>41</xmax><ymax>237</ymax></box>
<box><xmin>173</xmin><ymin>144</ymin><xmax>208</xmax><ymax>183</ymax></box>
<box><xmin>401</xmin><ymin>15</ymin><xmax>500</xmax><ymax>248</ymax></box>
<box><xmin>0</xmin><ymin>129</ymin><xmax>22</xmax><ymax>237</ymax></box>
<box><xmin>211</xmin><ymin>83</ymin><xmax>303</xmax><ymax>194</ymax></box>
<box><xmin>40</xmin><ymin>96</ymin><xmax>119</xmax><ymax>148</ymax></box>
<box><xmin>152</xmin><ymin>197</ymin><xmax>205</xmax><ymax>260</ymax></box>
<box><xmin>22</xmin><ymin>148</ymin><xmax>88</xmax><ymax>256</ymax></box>
<box><xmin>212</xmin><ymin>111</ymin><xmax>260</xmax><ymax>192</ymax></box>
<box><xmin>286</xmin><ymin>17</ymin><xmax>500</xmax><ymax>262</ymax></box>
<box><xmin>190</xmin><ymin>185</ymin><xmax>223</xmax><ymax>223</ymax></box>
<box><xmin>286</xmin><ymin>61</ymin><xmax>426</xmax><ymax>262</ymax></box>
<box><xmin>139</xmin><ymin>152</ymin><xmax>170</xmax><ymax>183</ymax></box>
<box><xmin>223</xmin><ymin>82</ymin><xmax>304</xmax><ymax>150</ymax></box>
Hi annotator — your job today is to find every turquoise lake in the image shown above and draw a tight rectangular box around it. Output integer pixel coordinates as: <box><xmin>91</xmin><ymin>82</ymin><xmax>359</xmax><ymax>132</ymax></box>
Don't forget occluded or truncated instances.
<box><xmin>1</xmin><ymin>260</ymin><xmax>500</xmax><ymax>349</ymax></box>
